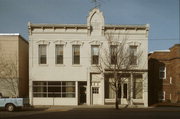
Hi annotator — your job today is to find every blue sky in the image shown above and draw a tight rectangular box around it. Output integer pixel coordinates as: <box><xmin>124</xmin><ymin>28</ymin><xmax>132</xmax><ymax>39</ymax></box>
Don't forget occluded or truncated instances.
<box><xmin>0</xmin><ymin>0</ymin><xmax>179</xmax><ymax>51</ymax></box>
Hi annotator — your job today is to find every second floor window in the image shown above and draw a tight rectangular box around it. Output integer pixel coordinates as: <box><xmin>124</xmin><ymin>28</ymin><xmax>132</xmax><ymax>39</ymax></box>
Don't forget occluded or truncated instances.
<box><xmin>129</xmin><ymin>46</ymin><xmax>137</xmax><ymax>65</ymax></box>
<box><xmin>72</xmin><ymin>45</ymin><xmax>80</xmax><ymax>64</ymax></box>
<box><xmin>56</xmin><ymin>45</ymin><xmax>63</xmax><ymax>64</ymax></box>
<box><xmin>39</xmin><ymin>44</ymin><xmax>47</xmax><ymax>64</ymax></box>
<box><xmin>110</xmin><ymin>45</ymin><xmax>117</xmax><ymax>64</ymax></box>
<box><xmin>159</xmin><ymin>66</ymin><xmax>166</xmax><ymax>79</ymax></box>
<box><xmin>91</xmin><ymin>45</ymin><xmax>99</xmax><ymax>64</ymax></box>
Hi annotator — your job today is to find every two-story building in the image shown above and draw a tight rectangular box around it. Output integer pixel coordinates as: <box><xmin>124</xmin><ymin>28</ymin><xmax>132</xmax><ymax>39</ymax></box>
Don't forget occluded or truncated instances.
<box><xmin>28</xmin><ymin>8</ymin><xmax>149</xmax><ymax>106</ymax></box>
<box><xmin>148</xmin><ymin>44</ymin><xmax>180</xmax><ymax>105</ymax></box>
<box><xmin>0</xmin><ymin>33</ymin><xmax>29</xmax><ymax>98</ymax></box>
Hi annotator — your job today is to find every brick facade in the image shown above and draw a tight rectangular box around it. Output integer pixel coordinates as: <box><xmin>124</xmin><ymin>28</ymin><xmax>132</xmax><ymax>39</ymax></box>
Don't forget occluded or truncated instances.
<box><xmin>148</xmin><ymin>44</ymin><xmax>180</xmax><ymax>105</ymax></box>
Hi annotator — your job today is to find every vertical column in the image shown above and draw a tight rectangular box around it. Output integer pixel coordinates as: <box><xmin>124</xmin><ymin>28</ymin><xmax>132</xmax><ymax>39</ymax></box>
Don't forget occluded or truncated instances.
<box><xmin>130</xmin><ymin>72</ymin><xmax>133</xmax><ymax>105</ymax></box>
<box><xmin>101</xmin><ymin>73</ymin><xmax>105</xmax><ymax>105</ymax></box>
<box><xmin>121</xmin><ymin>83</ymin><xmax>123</xmax><ymax>100</ymax></box>
<box><xmin>143</xmin><ymin>72</ymin><xmax>148</xmax><ymax>107</ymax></box>
<box><xmin>87</xmin><ymin>68</ymin><xmax>91</xmax><ymax>105</ymax></box>
<box><xmin>75</xmin><ymin>81</ymin><xmax>78</xmax><ymax>105</ymax></box>
<box><xmin>29</xmin><ymin>80</ymin><xmax>33</xmax><ymax>105</ymax></box>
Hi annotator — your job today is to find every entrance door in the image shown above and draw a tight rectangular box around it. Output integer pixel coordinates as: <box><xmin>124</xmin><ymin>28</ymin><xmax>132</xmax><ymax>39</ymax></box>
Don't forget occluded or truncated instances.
<box><xmin>123</xmin><ymin>83</ymin><xmax>127</xmax><ymax>98</ymax></box>
<box><xmin>92</xmin><ymin>87</ymin><xmax>100</xmax><ymax>105</ymax></box>
<box><xmin>79</xmin><ymin>82</ymin><xmax>87</xmax><ymax>104</ymax></box>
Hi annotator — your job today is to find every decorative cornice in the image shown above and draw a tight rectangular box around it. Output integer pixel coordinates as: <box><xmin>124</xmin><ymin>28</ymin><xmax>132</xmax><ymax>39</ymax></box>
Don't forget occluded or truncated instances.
<box><xmin>36</xmin><ymin>40</ymin><xmax>50</xmax><ymax>45</ymax></box>
<box><xmin>53</xmin><ymin>40</ymin><xmax>67</xmax><ymax>46</ymax></box>
<box><xmin>127</xmin><ymin>41</ymin><xmax>141</xmax><ymax>46</ymax></box>
<box><xmin>70</xmin><ymin>40</ymin><xmax>84</xmax><ymax>46</ymax></box>
<box><xmin>89</xmin><ymin>40</ymin><xmax>103</xmax><ymax>46</ymax></box>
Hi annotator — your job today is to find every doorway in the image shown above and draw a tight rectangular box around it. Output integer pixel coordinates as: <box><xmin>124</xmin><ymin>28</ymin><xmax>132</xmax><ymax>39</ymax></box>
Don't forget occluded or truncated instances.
<box><xmin>78</xmin><ymin>82</ymin><xmax>87</xmax><ymax>104</ymax></box>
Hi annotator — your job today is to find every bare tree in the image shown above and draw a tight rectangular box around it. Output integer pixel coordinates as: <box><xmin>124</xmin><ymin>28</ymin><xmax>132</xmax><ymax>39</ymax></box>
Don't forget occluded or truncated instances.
<box><xmin>0</xmin><ymin>52</ymin><xmax>19</xmax><ymax>97</ymax></box>
<box><xmin>95</xmin><ymin>32</ymin><xmax>143</xmax><ymax>109</ymax></box>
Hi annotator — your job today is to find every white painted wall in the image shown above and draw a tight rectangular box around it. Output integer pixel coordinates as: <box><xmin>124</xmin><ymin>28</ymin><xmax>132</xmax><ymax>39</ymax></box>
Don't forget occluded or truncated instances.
<box><xmin>29</xmin><ymin>8</ymin><xmax>149</xmax><ymax>106</ymax></box>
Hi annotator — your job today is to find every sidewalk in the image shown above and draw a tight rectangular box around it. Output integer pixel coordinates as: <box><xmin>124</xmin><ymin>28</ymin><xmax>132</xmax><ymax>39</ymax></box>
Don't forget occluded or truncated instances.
<box><xmin>32</xmin><ymin>104</ymin><xmax>180</xmax><ymax>112</ymax></box>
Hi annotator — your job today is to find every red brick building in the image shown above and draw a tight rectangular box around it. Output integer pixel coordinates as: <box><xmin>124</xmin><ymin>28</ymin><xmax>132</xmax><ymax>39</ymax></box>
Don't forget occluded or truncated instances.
<box><xmin>148</xmin><ymin>44</ymin><xmax>180</xmax><ymax>105</ymax></box>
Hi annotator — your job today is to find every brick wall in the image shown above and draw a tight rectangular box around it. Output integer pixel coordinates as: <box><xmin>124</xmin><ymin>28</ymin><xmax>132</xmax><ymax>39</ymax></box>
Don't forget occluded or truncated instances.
<box><xmin>148</xmin><ymin>44</ymin><xmax>180</xmax><ymax>105</ymax></box>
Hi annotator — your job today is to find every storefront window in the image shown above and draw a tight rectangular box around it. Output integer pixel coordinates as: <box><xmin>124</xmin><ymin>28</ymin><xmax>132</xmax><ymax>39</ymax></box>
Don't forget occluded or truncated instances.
<box><xmin>33</xmin><ymin>81</ymin><xmax>75</xmax><ymax>98</ymax></box>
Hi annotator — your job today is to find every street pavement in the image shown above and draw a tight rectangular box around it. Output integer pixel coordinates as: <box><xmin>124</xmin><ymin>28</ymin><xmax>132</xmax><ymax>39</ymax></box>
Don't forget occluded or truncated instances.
<box><xmin>0</xmin><ymin>105</ymin><xmax>180</xmax><ymax>119</ymax></box>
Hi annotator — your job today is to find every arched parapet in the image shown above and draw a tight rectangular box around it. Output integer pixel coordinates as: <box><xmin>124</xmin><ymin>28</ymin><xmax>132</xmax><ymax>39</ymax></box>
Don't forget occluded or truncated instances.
<box><xmin>87</xmin><ymin>8</ymin><xmax>105</xmax><ymax>36</ymax></box>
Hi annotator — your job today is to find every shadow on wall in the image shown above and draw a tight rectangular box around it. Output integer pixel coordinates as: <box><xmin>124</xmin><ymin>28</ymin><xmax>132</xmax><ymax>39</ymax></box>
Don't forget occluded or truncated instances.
<box><xmin>148</xmin><ymin>58</ymin><xmax>164</xmax><ymax>106</ymax></box>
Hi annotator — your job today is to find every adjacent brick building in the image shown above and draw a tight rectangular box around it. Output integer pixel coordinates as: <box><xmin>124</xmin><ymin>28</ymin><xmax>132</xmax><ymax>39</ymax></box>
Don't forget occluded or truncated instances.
<box><xmin>148</xmin><ymin>44</ymin><xmax>180</xmax><ymax>105</ymax></box>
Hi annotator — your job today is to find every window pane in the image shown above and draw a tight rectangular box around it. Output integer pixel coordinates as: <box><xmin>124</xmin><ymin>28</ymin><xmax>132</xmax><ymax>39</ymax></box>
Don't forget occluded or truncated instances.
<box><xmin>48</xmin><ymin>87</ymin><xmax>61</xmax><ymax>92</ymax></box>
<box><xmin>33</xmin><ymin>81</ymin><xmax>47</xmax><ymax>86</ymax></box>
<box><xmin>133</xmin><ymin>75</ymin><xmax>143</xmax><ymax>99</ymax></box>
<box><xmin>92</xmin><ymin>46</ymin><xmax>99</xmax><ymax>55</ymax></box>
<box><xmin>110</xmin><ymin>45</ymin><xmax>117</xmax><ymax>64</ymax></box>
<box><xmin>62</xmin><ymin>87</ymin><xmax>75</xmax><ymax>92</ymax></box>
<box><xmin>134</xmin><ymin>82</ymin><xmax>142</xmax><ymax>99</ymax></box>
<box><xmin>73</xmin><ymin>45</ymin><xmax>80</xmax><ymax>64</ymax></box>
<box><xmin>159</xmin><ymin>72</ymin><xmax>165</xmax><ymax>78</ymax></box>
<box><xmin>48</xmin><ymin>92</ymin><xmax>61</xmax><ymax>97</ymax></box>
<box><xmin>159</xmin><ymin>66</ymin><xmax>166</xmax><ymax>79</ymax></box>
<box><xmin>159</xmin><ymin>66</ymin><xmax>165</xmax><ymax>71</ymax></box>
<box><xmin>92</xmin><ymin>87</ymin><xmax>99</xmax><ymax>94</ymax></box>
<box><xmin>33</xmin><ymin>93</ymin><xmax>47</xmax><ymax>97</ymax></box>
<box><xmin>123</xmin><ymin>84</ymin><xmax>127</xmax><ymax>98</ymax></box>
<box><xmin>62</xmin><ymin>81</ymin><xmax>75</xmax><ymax>86</ymax></box>
<box><xmin>129</xmin><ymin>46</ymin><xmax>137</xmax><ymax>65</ymax></box>
<box><xmin>56</xmin><ymin>45</ymin><xmax>63</xmax><ymax>64</ymax></box>
<box><xmin>92</xmin><ymin>46</ymin><xmax>99</xmax><ymax>64</ymax></box>
<box><xmin>33</xmin><ymin>81</ymin><xmax>76</xmax><ymax>98</ymax></box>
<box><xmin>111</xmin><ymin>56</ymin><xmax>117</xmax><ymax>64</ymax></box>
<box><xmin>39</xmin><ymin>45</ymin><xmax>47</xmax><ymax>64</ymax></box>
<box><xmin>92</xmin><ymin>56</ymin><xmax>99</xmax><ymax>64</ymax></box>
<box><xmin>48</xmin><ymin>81</ymin><xmax>61</xmax><ymax>86</ymax></box>
<box><xmin>62</xmin><ymin>93</ymin><xmax>75</xmax><ymax>97</ymax></box>
<box><xmin>74</xmin><ymin>56</ymin><xmax>80</xmax><ymax>64</ymax></box>
<box><xmin>33</xmin><ymin>87</ymin><xmax>47</xmax><ymax>92</ymax></box>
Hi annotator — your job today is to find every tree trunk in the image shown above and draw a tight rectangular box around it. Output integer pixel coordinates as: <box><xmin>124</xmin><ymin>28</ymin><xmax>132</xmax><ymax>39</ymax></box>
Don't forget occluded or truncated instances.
<box><xmin>115</xmin><ymin>90</ymin><xmax>119</xmax><ymax>109</ymax></box>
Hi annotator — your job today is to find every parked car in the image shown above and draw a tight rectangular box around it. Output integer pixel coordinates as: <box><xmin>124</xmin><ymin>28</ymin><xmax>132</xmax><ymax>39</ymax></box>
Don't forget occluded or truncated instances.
<box><xmin>0</xmin><ymin>93</ymin><xmax>29</xmax><ymax>112</ymax></box>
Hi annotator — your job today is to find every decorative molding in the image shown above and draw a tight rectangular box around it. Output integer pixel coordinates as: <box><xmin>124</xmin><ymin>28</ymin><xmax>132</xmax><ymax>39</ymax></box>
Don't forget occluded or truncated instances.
<box><xmin>89</xmin><ymin>40</ymin><xmax>103</xmax><ymax>46</ymax></box>
<box><xmin>53</xmin><ymin>40</ymin><xmax>67</xmax><ymax>46</ymax></box>
<box><xmin>127</xmin><ymin>41</ymin><xmax>141</xmax><ymax>46</ymax></box>
<box><xmin>70</xmin><ymin>40</ymin><xmax>84</xmax><ymax>46</ymax></box>
<box><xmin>109</xmin><ymin>41</ymin><xmax>121</xmax><ymax>46</ymax></box>
<box><xmin>36</xmin><ymin>40</ymin><xmax>50</xmax><ymax>45</ymax></box>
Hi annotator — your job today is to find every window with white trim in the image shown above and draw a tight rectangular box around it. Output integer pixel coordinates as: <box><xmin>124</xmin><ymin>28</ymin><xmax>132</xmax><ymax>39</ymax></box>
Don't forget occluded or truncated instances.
<box><xmin>110</xmin><ymin>45</ymin><xmax>117</xmax><ymax>64</ymax></box>
<box><xmin>33</xmin><ymin>81</ymin><xmax>75</xmax><ymax>98</ymax></box>
<box><xmin>72</xmin><ymin>45</ymin><xmax>80</xmax><ymax>64</ymax></box>
<box><xmin>159</xmin><ymin>91</ymin><xmax>165</xmax><ymax>100</ymax></box>
<box><xmin>92</xmin><ymin>87</ymin><xmax>99</xmax><ymax>94</ymax></box>
<box><xmin>55</xmin><ymin>45</ymin><xmax>63</xmax><ymax>64</ymax></box>
<box><xmin>159</xmin><ymin>66</ymin><xmax>166</xmax><ymax>79</ymax></box>
<box><xmin>91</xmin><ymin>45</ymin><xmax>99</xmax><ymax>65</ymax></box>
<box><xmin>39</xmin><ymin>44</ymin><xmax>47</xmax><ymax>64</ymax></box>
<box><xmin>129</xmin><ymin>45</ymin><xmax>137</xmax><ymax>65</ymax></box>
<box><xmin>170</xmin><ymin>77</ymin><xmax>172</xmax><ymax>84</ymax></box>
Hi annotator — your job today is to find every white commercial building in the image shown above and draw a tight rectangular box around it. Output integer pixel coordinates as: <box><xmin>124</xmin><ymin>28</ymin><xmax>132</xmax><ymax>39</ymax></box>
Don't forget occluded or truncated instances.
<box><xmin>28</xmin><ymin>8</ymin><xmax>149</xmax><ymax>107</ymax></box>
